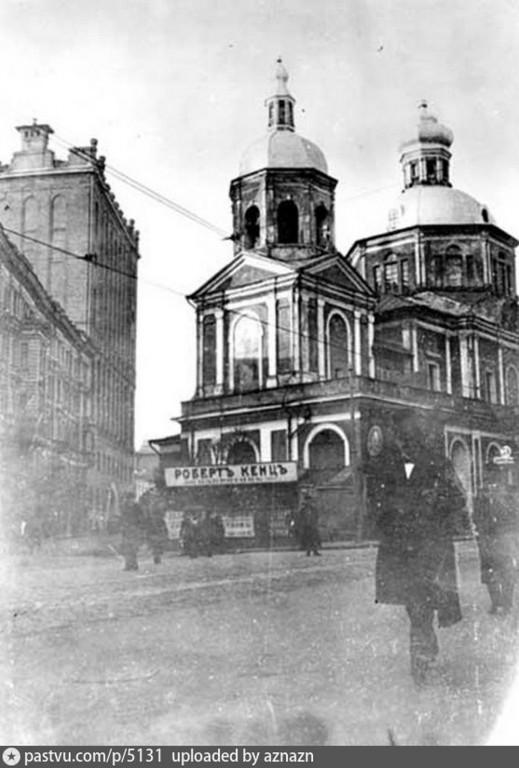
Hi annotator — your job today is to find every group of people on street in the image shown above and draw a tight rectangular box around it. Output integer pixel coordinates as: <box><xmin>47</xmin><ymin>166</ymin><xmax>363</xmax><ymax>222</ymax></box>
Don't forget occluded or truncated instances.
<box><xmin>120</xmin><ymin>493</ymin><xmax>169</xmax><ymax>571</ymax></box>
<box><xmin>367</xmin><ymin>407</ymin><xmax>518</xmax><ymax>687</ymax></box>
<box><xmin>179</xmin><ymin>508</ymin><xmax>226</xmax><ymax>558</ymax></box>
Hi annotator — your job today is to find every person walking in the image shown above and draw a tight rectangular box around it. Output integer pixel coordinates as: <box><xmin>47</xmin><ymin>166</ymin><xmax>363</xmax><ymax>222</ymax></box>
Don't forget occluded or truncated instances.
<box><xmin>298</xmin><ymin>489</ymin><xmax>321</xmax><ymax>556</ymax></box>
<box><xmin>473</xmin><ymin>470</ymin><xmax>518</xmax><ymax>615</ymax></box>
<box><xmin>145</xmin><ymin>497</ymin><xmax>169</xmax><ymax>565</ymax></box>
<box><xmin>371</xmin><ymin>409</ymin><xmax>467</xmax><ymax>686</ymax></box>
<box><xmin>120</xmin><ymin>497</ymin><xmax>146</xmax><ymax>571</ymax></box>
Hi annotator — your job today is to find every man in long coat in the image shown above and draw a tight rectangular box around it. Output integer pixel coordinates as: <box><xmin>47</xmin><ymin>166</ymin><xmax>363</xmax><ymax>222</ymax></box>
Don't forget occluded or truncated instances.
<box><xmin>371</xmin><ymin>409</ymin><xmax>467</xmax><ymax>685</ymax></box>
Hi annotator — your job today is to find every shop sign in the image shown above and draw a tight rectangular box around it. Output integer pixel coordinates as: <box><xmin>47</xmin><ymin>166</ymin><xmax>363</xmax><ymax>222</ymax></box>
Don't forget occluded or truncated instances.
<box><xmin>165</xmin><ymin>462</ymin><xmax>298</xmax><ymax>487</ymax></box>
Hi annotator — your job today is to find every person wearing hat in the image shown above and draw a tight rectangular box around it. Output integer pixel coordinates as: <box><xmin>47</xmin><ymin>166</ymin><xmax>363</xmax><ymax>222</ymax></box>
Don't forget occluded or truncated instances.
<box><xmin>372</xmin><ymin>408</ymin><xmax>468</xmax><ymax>686</ymax></box>
<box><xmin>298</xmin><ymin>488</ymin><xmax>322</xmax><ymax>556</ymax></box>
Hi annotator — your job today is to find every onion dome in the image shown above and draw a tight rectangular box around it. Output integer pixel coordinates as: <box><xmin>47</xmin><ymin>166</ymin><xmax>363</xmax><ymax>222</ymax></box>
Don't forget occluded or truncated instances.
<box><xmin>388</xmin><ymin>101</ymin><xmax>494</xmax><ymax>229</ymax></box>
<box><xmin>239</xmin><ymin>58</ymin><xmax>328</xmax><ymax>176</ymax></box>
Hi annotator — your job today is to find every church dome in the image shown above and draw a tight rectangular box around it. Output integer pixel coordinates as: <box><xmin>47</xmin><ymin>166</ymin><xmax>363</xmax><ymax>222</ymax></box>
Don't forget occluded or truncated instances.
<box><xmin>238</xmin><ymin>58</ymin><xmax>328</xmax><ymax>177</ymax></box>
<box><xmin>239</xmin><ymin>131</ymin><xmax>328</xmax><ymax>176</ymax></box>
<box><xmin>400</xmin><ymin>100</ymin><xmax>454</xmax><ymax>151</ymax></box>
<box><xmin>388</xmin><ymin>185</ymin><xmax>495</xmax><ymax>229</ymax></box>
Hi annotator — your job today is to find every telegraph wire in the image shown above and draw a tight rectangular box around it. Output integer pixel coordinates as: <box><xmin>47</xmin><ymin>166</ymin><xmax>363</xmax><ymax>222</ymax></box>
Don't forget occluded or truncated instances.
<box><xmin>50</xmin><ymin>131</ymin><xmax>398</xmax><ymax>241</ymax></box>
<box><xmin>3</xmin><ymin>224</ymin><xmax>371</xmax><ymax>365</ymax></box>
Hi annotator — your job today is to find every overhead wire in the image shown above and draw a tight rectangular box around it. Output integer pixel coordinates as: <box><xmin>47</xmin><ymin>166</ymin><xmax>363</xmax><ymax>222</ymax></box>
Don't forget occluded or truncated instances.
<box><xmin>3</xmin><ymin>224</ymin><xmax>373</xmax><ymax>367</ymax></box>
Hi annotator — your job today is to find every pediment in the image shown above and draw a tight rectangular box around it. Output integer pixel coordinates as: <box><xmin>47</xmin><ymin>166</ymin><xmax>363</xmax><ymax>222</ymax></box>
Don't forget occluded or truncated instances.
<box><xmin>188</xmin><ymin>252</ymin><xmax>294</xmax><ymax>300</ymax></box>
<box><xmin>301</xmin><ymin>254</ymin><xmax>374</xmax><ymax>296</ymax></box>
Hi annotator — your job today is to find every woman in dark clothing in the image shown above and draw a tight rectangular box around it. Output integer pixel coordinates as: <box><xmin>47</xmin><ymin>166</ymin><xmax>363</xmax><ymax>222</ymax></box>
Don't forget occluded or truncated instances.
<box><xmin>369</xmin><ymin>409</ymin><xmax>467</xmax><ymax>686</ymax></box>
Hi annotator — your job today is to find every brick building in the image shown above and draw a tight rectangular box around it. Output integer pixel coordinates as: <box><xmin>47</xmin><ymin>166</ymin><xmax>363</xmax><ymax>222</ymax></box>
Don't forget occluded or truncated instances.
<box><xmin>0</xmin><ymin>123</ymin><xmax>139</xmax><ymax>527</ymax></box>
<box><xmin>0</xmin><ymin>226</ymin><xmax>94</xmax><ymax>536</ymax></box>
<box><xmin>157</xmin><ymin>61</ymin><xmax>519</xmax><ymax>543</ymax></box>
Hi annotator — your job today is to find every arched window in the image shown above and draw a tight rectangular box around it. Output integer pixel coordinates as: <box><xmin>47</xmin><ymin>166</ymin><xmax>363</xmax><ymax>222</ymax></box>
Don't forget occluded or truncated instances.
<box><xmin>244</xmin><ymin>205</ymin><xmax>260</xmax><ymax>249</ymax></box>
<box><xmin>315</xmin><ymin>204</ymin><xmax>329</xmax><ymax>247</ymax></box>
<box><xmin>506</xmin><ymin>366</ymin><xmax>519</xmax><ymax>405</ymax></box>
<box><xmin>304</xmin><ymin>425</ymin><xmax>349</xmax><ymax>470</ymax></box>
<box><xmin>227</xmin><ymin>439</ymin><xmax>257</xmax><ymax>464</ymax></box>
<box><xmin>233</xmin><ymin>314</ymin><xmax>263</xmax><ymax>391</ymax></box>
<box><xmin>277</xmin><ymin>200</ymin><xmax>298</xmax><ymax>244</ymax></box>
<box><xmin>327</xmin><ymin>312</ymin><xmax>350</xmax><ymax>379</ymax></box>
<box><xmin>444</xmin><ymin>245</ymin><xmax>463</xmax><ymax>287</ymax></box>
<box><xmin>383</xmin><ymin>255</ymin><xmax>399</xmax><ymax>293</ymax></box>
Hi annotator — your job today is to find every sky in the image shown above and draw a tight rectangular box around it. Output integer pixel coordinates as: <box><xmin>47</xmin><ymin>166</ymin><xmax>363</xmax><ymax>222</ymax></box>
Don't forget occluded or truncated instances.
<box><xmin>1</xmin><ymin>0</ymin><xmax>519</xmax><ymax>448</ymax></box>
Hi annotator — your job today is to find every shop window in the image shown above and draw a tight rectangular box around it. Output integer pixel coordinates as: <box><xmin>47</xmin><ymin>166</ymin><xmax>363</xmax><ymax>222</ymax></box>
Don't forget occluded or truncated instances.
<box><xmin>277</xmin><ymin>200</ymin><xmax>299</xmax><ymax>244</ymax></box>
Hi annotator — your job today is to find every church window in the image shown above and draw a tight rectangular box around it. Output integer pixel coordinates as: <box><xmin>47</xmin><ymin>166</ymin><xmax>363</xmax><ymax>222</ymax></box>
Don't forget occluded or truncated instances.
<box><xmin>427</xmin><ymin>361</ymin><xmax>441</xmax><ymax>392</ymax></box>
<box><xmin>327</xmin><ymin>312</ymin><xmax>350</xmax><ymax>379</ymax></box>
<box><xmin>308</xmin><ymin>300</ymin><xmax>318</xmax><ymax>372</ymax></box>
<box><xmin>410</xmin><ymin>161</ymin><xmax>419</xmax><ymax>185</ymax></box>
<box><xmin>442</xmin><ymin>160</ymin><xmax>449</xmax><ymax>184</ymax></box>
<box><xmin>315</xmin><ymin>204</ymin><xmax>329</xmax><ymax>247</ymax></box>
<box><xmin>271</xmin><ymin>430</ymin><xmax>287</xmax><ymax>461</ymax></box>
<box><xmin>400</xmin><ymin>260</ymin><xmax>409</xmax><ymax>291</ymax></box>
<box><xmin>277</xmin><ymin>200</ymin><xmax>299</xmax><ymax>244</ymax></box>
<box><xmin>244</xmin><ymin>205</ymin><xmax>260</xmax><ymax>249</ymax></box>
<box><xmin>426</xmin><ymin>158</ymin><xmax>436</xmax><ymax>183</ymax></box>
<box><xmin>276</xmin><ymin>300</ymin><xmax>291</xmax><ymax>374</ymax></box>
<box><xmin>444</xmin><ymin>245</ymin><xmax>463</xmax><ymax>287</ymax></box>
<box><xmin>288</xmin><ymin>101</ymin><xmax>294</xmax><ymax>125</ymax></box>
<box><xmin>233</xmin><ymin>314</ymin><xmax>263</xmax><ymax>391</ymax></box>
<box><xmin>506</xmin><ymin>366</ymin><xmax>519</xmax><ymax>405</ymax></box>
<box><xmin>372</xmin><ymin>265</ymin><xmax>382</xmax><ymax>292</ymax></box>
<box><xmin>383</xmin><ymin>259</ymin><xmax>399</xmax><ymax>293</ymax></box>
<box><xmin>482</xmin><ymin>208</ymin><xmax>489</xmax><ymax>223</ymax></box>
<box><xmin>278</xmin><ymin>100</ymin><xmax>286</xmax><ymax>125</ymax></box>
<box><xmin>268</xmin><ymin>102</ymin><xmax>274</xmax><ymax>128</ymax></box>
<box><xmin>202</xmin><ymin>315</ymin><xmax>216</xmax><ymax>389</ymax></box>
<box><xmin>484</xmin><ymin>369</ymin><xmax>498</xmax><ymax>403</ymax></box>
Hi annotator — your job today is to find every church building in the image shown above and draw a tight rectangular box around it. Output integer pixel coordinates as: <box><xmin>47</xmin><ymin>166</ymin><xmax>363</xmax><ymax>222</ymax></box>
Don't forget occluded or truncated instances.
<box><xmin>163</xmin><ymin>60</ymin><xmax>519</xmax><ymax>543</ymax></box>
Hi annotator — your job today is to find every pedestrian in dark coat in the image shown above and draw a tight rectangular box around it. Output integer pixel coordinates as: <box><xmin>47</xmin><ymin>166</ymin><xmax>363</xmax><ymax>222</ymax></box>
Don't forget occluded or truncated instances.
<box><xmin>145</xmin><ymin>498</ymin><xmax>169</xmax><ymax>564</ymax></box>
<box><xmin>298</xmin><ymin>490</ymin><xmax>321</xmax><ymax>556</ymax></box>
<box><xmin>473</xmin><ymin>476</ymin><xmax>518</xmax><ymax>615</ymax></box>
<box><xmin>120</xmin><ymin>498</ymin><xmax>146</xmax><ymax>571</ymax></box>
<box><xmin>372</xmin><ymin>409</ymin><xmax>467</xmax><ymax>685</ymax></box>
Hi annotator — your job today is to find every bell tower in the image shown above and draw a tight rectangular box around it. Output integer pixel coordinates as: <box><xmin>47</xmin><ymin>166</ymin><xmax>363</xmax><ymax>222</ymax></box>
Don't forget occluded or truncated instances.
<box><xmin>229</xmin><ymin>59</ymin><xmax>338</xmax><ymax>263</ymax></box>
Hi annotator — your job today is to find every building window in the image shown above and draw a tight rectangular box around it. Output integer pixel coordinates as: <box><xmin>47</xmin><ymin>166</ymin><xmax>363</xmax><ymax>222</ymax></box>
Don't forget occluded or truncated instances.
<box><xmin>383</xmin><ymin>260</ymin><xmax>399</xmax><ymax>293</ymax></box>
<box><xmin>277</xmin><ymin>200</ymin><xmax>298</xmax><ymax>244</ymax></box>
<box><xmin>276</xmin><ymin>300</ymin><xmax>291</xmax><ymax>374</ymax></box>
<box><xmin>202</xmin><ymin>315</ymin><xmax>216</xmax><ymax>388</ymax></box>
<box><xmin>244</xmin><ymin>205</ymin><xmax>260</xmax><ymax>249</ymax></box>
<box><xmin>328</xmin><ymin>312</ymin><xmax>350</xmax><ymax>379</ymax></box>
<box><xmin>271</xmin><ymin>430</ymin><xmax>287</xmax><ymax>461</ymax></box>
<box><xmin>427</xmin><ymin>361</ymin><xmax>441</xmax><ymax>392</ymax></box>
<box><xmin>233</xmin><ymin>314</ymin><xmax>262</xmax><ymax>391</ymax></box>
<box><xmin>444</xmin><ymin>245</ymin><xmax>463</xmax><ymax>287</ymax></box>
<box><xmin>400</xmin><ymin>260</ymin><xmax>409</xmax><ymax>291</ymax></box>
<box><xmin>484</xmin><ymin>369</ymin><xmax>498</xmax><ymax>403</ymax></box>
<box><xmin>506</xmin><ymin>366</ymin><xmax>519</xmax><ymax>405</ymax></box>
<box><xmin>315</xmin><ymin>204</ymin><xmax>329</xmax><ymax>247</ymax></box>
<box><xmin>372</xmin><ymin>265</ymin><xmax>382</xmax><ymax>292</ymax></box>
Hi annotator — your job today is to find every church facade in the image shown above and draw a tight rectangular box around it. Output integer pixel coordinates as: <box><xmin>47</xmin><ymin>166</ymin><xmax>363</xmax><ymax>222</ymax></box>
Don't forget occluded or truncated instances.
<box><xmin>164</xmin><ymin>61</ymin><xmax>519</xmax><ymax>542</ymax></box>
